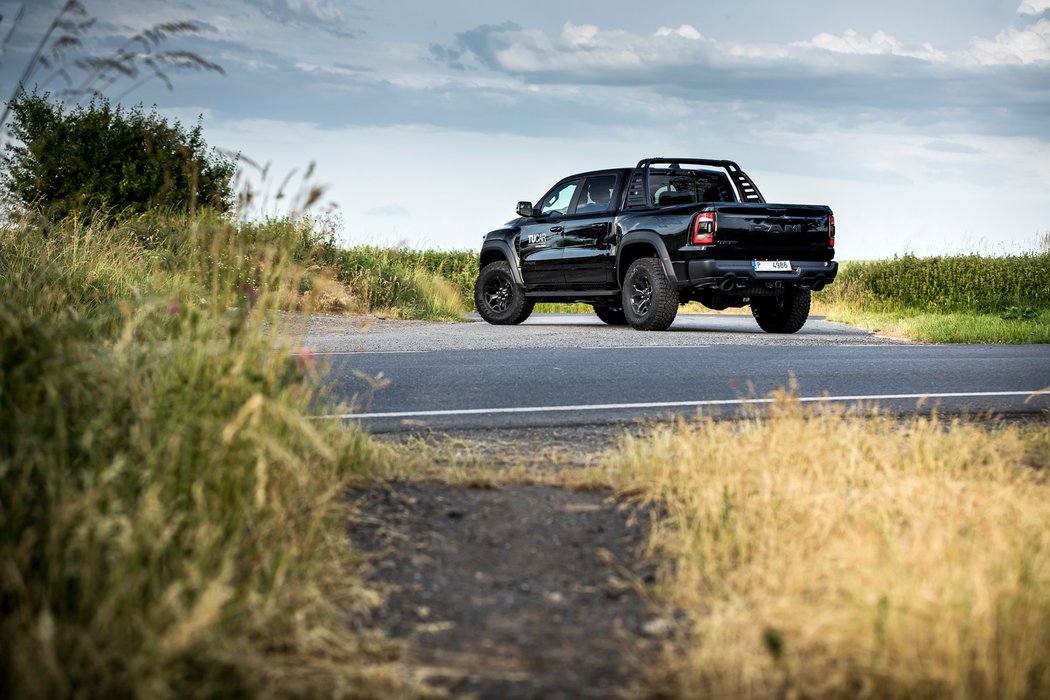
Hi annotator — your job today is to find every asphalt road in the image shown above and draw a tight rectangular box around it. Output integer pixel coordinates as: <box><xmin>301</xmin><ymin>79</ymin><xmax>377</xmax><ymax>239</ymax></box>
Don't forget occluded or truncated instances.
<box><xmin>308</xmin><ymin>313</ymin><xmax>1050</xmax><ymax>432</ymax></box>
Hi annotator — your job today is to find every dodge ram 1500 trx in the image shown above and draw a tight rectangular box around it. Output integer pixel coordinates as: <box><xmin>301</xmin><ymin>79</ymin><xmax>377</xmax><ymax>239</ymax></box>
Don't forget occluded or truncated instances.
<box><xmin>475</xmin><ymin>158</ymin><xmax>837</xmax><ymax>333</ymax></box>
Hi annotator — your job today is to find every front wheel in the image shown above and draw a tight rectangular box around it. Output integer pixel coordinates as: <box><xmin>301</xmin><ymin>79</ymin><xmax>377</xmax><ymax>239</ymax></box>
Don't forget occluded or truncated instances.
<box><xmin>750</xmin><ymin>289</ymin><xmax>811</xmax><ymax>334</ymax></box>
<box><xmin>621</xmin><ymin>258</ymin><xmax>678</xmax><ymax>331</ymax></box>
<box><xmin>474</xmin><ymin>260</ymin><xmax>534</xmax><ymax>325</ymax></box>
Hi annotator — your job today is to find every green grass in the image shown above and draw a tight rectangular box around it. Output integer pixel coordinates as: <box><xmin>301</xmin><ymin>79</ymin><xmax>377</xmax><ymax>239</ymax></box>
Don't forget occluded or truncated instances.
<box><xmin>822</xmin><ymin>308</ymin><xmax>1050</xmax><ymax>344</ymax></box>
<box><xmin>534</xmin><ymin>302</ymin><xmax>594</xmax><ymax>314</ymax></box>
<box><xmin>0</xmin><ymin>214</ymin><xmax>423</xmax><ymax>698</ymax></box>
<box><xmin>815</xmin><ymin>252</ymin><xmax>1050</xmax><ymax>343</ymax></box>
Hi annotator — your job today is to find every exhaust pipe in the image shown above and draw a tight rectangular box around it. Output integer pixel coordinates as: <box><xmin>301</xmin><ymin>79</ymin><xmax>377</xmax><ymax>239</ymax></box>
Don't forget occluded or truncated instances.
<box><xmin>719</xmin><ymin>276</ymin><xmax>736</xmax><ymax>292</ymax></box>
<box><xmin>812</xmin><ymin>280</ymin><xmax>826</xmax><ymax>292</ymax></box>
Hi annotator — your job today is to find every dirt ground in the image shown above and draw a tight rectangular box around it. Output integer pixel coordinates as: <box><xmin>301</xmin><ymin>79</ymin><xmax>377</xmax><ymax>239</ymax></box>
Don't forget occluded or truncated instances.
<box><xmin>349</xmin><ymin>427</ymin><xmax>671</xmax><ymax>699</ymax></box>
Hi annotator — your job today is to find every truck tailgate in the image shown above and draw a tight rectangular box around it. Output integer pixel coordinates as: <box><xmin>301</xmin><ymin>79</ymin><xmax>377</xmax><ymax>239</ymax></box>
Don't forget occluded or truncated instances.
<box><xmin>711</xmin><ymin>204</ymin><xmax>833</xmax><ymax>258</ymax></box>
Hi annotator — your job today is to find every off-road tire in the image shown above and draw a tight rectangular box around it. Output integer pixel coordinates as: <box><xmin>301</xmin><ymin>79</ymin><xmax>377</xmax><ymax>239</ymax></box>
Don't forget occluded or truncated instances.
<box><xmin>622</xmin><ymin>258</ymin><xmax>678</xmax><ymax>331</ymax></box>
<box><xmin>593</xmin><ymin>303</ymin><xmax>628</xmax><ymax>325</ymax></box>
<box><xmin>750</xmin><ymin>289</ymin><xmax>811</xmax><ymax>334</ymax></box>
<box><xmin>475</xmin><ymin>260</ymin><xmax>534</xmax><ymax>325</ymax></box>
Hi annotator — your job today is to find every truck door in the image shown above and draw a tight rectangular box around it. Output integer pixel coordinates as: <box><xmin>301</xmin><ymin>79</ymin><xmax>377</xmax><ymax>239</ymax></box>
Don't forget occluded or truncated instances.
<box><xmin>519</xmin><ymin>178</ymin><xmax>578</xmax><ymax>290</ymax></box>
<box><xmin>559</xmin><ymin>173</ymin><xmax>619</xmax><ymax>288</ymax></box>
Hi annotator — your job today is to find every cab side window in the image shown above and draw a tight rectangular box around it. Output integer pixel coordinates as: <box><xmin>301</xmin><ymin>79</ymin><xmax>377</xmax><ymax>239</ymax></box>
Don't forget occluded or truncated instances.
<box><xmin>574</xmin><ymin>174</ymin><xmax>618</xmax><ymax>214</ymax></box>
<box><xmin>537</xmin><ymin>180</ymin><xmax>579</xmax><ymax>218</ymax></box>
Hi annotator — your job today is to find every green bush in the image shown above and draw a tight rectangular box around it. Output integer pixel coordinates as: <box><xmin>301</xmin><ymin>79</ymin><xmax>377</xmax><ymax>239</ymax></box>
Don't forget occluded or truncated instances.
<box><xmin>1</xmin><ymin>93</ymin><xmax>235</xmax><ymax>220</ymax></box>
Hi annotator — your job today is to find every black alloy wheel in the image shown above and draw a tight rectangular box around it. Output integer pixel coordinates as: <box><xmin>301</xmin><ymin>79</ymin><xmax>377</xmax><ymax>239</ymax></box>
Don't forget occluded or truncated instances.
<box><xmin>629</xmin><ymin>275</ymin><xmax>653</xmax><ymax>317</ymax></box>
<box><xmin>474</xmin><ymin>260</ymin><xmax>534</xmax><ymax>325</ymax></box>
<box><xmin>621</xmin><ymin>258</ymin><xmax>678</xmax><ymax>331</ymax></box>
<box><xmin>484</xmin><ymin>275</ymin><xmax>512</xmax><ymax>313</ymax></box>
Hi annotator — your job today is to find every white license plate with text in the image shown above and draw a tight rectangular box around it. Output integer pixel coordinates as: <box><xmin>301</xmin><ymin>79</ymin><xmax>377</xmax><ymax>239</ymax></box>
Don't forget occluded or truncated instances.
<box><xmin>752</xmin><ymin>260</ymin><xmax>792</xmax><ymax>272</ymax></box>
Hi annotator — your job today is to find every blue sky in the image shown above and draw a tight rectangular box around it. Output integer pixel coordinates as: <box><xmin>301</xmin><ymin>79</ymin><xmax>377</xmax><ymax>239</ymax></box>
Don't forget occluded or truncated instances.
<box><xmin>2</xmin><ymin>0</ymin><xmax>1048</xmax><ymax>258</ymax></box>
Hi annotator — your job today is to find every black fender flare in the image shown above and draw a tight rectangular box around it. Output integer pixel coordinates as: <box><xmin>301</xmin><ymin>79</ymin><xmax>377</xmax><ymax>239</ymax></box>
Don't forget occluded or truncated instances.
<box><xmin>616</xmin><ymin>231</ymin><xmax>680</xmax><ymax>286</ymax></box>
<box><xmin>479</xmin><ymin>238</ymin><xmax>525</xmax><ymax>287</ymax></box>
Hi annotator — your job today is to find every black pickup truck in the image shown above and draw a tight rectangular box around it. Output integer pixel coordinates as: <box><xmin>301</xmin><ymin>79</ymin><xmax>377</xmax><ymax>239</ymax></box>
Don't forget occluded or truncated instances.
<box><xmin>474</xmin><ymin>158</ymin><xmax>837</xmax><ymax>333</ymax></box>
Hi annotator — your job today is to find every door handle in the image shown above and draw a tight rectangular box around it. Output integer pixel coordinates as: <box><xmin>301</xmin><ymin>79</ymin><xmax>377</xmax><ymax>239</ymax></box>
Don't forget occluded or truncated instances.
<box><xmin>549</xmin><ymin>226</ymin><xmax>563</xmax><ymax>233</ymax></box>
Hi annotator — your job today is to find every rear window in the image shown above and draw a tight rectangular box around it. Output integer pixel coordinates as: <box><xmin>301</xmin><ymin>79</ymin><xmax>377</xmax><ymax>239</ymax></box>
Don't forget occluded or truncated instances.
<box><xmin>621</xmin><ymin>166</ymin><xmax>739</xmax><ymax>207</ymax></box>
<box><xmin>650</xmin><ymin>169</ymin><xmax>737</xmax><ymax>207</ymax></box>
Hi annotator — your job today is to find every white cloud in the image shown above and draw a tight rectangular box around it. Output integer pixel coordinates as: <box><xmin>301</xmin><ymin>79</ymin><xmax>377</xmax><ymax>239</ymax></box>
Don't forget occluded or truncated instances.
<box><xmin>245</xmin><ymin>0</ymin><xmax>345</xmax><ymax>26</ymax></box>
<box><xmin>502</xmin><ymin>19</ymin><xmax>1050</xmax><ymax>75</ymax></box>
<box><xmin>459</xmin><ymin>19</ymin><xmax>1050</xmax><ymax>84</ymax></box>
<box><xmin>454</xmin><ymin>20</ymin><xmax>794</xmax><ymax>76</ymax></box>
<box><xmin>797</xmin><ymin>29</ymin><xmax>945</xmax><ymax>61</ymax></box>
<box><xmin>967</xmin><ymin>19</ymin><xmax>1050</xmax><ymax>65</ymax></box>
<box><xmin>424</xmin><ymin>17</ymin><xmax>1048</xmax><ymax>149</ymax></box>
<box><xmin>1017</xmin><ymin>0</ymin><xmax>1050</xmax><ymax>15</ymax></box>
<box><xmin>654</xmin><ymin>24</ymin><xmax>703</xmax><ymax>41</ymax></box>
<box><xmin>800</xmin><ymin>21</ymin><xmax>1050</xmax><ymax>66</ymax></box>
<box><xmin>561</xmin><ymin>22</ymin><xmax>609</xmax><ymax>47</ymax></box>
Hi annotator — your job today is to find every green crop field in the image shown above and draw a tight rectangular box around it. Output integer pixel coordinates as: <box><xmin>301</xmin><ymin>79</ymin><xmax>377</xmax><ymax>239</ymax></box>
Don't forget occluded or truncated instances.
<box><xmin>814</xmin><ymin>251</ymin><xmax>1050</xmax><ymax>343</ymax></box>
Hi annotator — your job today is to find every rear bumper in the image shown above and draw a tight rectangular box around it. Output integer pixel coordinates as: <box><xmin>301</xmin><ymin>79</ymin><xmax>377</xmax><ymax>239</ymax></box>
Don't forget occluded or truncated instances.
<box><xmin>685</xmin><ymin>259</ymin><xmax>838</xmax><ymax>291</ymax></box>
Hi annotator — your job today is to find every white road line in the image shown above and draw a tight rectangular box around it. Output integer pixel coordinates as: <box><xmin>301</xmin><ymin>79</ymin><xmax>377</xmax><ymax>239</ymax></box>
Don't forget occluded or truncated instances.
<box><xmin>301</xmin><ymin>350</ymin><xmax>432</xmax><ymax>355</ymax></box>
<box><xmin>576</xmin><ymin>344</ymin><xmax>712</xmax><ymax>350</ymax></box>
<box><xmin>316</xmin><ymin>390</ymin><xmax>1047</xmax><ymax>420</ymax></box>
<box><xmin>303</xmin><ymin>346</ymin><xmax>716</xmax><ymax>355</ymax></box>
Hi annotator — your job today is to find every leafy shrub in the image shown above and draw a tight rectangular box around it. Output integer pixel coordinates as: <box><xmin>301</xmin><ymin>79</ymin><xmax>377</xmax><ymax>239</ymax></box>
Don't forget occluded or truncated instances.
<box><xmin>1</xmin><ymin>93</ymin><xmax>235</xmax><ymax>220</ymax></box>
<box><xmin>1002</xmin><ymin>305</ymin><xmax>1039</xmax><ymax>321</ymax></box>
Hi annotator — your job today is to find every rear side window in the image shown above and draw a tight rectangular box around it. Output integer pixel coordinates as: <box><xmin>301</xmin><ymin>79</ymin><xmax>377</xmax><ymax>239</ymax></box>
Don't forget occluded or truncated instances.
<box><xmin>574</xmin><ymin>174</ymin><xmax>618</xmax><ymax>214</ymax></box>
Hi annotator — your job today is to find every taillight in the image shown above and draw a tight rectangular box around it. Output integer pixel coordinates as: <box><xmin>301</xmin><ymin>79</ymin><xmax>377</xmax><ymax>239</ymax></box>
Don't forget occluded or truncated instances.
<box><xmin>693</xmin><ymin>211</ymin><xmax>716</xmax><ymax>245</ymax></box>
<box><xmin>829</xmin><ymin>214</ymin><xmax>836</xmax><ymax>247</ymax></box>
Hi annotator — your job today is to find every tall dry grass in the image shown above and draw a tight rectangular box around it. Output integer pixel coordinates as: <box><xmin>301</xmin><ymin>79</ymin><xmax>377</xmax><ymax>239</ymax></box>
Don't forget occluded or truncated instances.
<box><xmin>605</xmin><ymin>397</ymin><xmax>1050</xmax><ymax>699</ymax></box>
<box><xmin>0</xmin><ymin>215</ymin><xmax>423</xmax><ymax>698</ymax></box>
<box><xmin>321</xmin><ymin>245</ymin><xmax>472</xmax><ymax>319</ymax></box>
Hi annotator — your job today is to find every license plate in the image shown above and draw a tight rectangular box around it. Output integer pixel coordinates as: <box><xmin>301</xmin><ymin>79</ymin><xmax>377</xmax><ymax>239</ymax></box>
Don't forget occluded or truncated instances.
<box><xmin>753</xmin><ymin>260</ymin><xmax>792</xmax><ymax>272</ymax></box>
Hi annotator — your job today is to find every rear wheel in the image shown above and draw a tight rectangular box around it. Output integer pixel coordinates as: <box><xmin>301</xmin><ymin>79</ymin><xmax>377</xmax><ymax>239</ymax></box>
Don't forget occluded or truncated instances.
<box><xmin>475</xmin><ymin>260</ymin><xmax>534</xmax><ymax>325</ymax></box>
<box><xmin>622</xmin><ymin>258</ymin><xmax>678</xmax><ymax>331</ymax></box>
<box><xmin>593</xmin><ymin>303</ymin><xmax>627</xmax><ymax>325</ymax></box>
<box><xmin>751</xmin><ymin>289</ymin><xmax>811</xmax><ymax>333</ymax></box>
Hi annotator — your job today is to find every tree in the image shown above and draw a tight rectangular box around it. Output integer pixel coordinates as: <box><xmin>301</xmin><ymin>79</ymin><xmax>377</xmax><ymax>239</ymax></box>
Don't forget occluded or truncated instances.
<box><xmin>1</xmin><ymin>92</ymin><xmax>234</xmax><ymax>218</ymax></box>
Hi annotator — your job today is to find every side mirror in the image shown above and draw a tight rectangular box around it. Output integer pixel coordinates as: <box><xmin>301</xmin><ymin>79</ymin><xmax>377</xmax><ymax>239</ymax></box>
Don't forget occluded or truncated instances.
<box><xmin>516</xmin><ymin>201</ymin><xmax>534</xmax><ymax>218</ymax></box>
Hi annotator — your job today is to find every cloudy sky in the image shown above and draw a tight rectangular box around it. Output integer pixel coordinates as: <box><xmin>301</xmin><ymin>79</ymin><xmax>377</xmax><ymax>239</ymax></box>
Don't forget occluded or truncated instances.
<box><xmin>2</xmin><ymin>0</ymin><xmax>1048</xmax><ymax>258</ymax></box>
